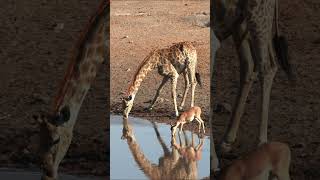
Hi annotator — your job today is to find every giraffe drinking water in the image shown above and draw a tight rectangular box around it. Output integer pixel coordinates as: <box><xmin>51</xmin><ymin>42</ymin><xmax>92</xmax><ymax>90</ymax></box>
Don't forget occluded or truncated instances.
<box><xmin>123</xmin><ymin>41</ymin><xmax>202</xmax><ymax>118</ymax></box>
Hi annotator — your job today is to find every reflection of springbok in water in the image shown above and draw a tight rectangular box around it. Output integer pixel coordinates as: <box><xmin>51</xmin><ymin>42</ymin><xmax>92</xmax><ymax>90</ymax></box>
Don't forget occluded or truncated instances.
<box><xmin>171</xmin><ymin>130</ymin><xmax>205</xmax><ymax>179</ymax></box>
<box><xmin>121</xmin><ymin>117</ymin><xmax>205</xmax><ymax>180</ymax></box>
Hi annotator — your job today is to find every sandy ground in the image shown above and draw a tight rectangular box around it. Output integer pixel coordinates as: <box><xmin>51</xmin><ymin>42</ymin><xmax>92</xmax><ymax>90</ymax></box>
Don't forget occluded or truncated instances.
<box><xmin>0</xmin><ymin>0</ymin><xmax>319</xmax><ymax>179</ymax></box>
<box><xmin>110</xmin><ymin>1</ymin><xmax>211</xmax><ymax>131</ymax></box>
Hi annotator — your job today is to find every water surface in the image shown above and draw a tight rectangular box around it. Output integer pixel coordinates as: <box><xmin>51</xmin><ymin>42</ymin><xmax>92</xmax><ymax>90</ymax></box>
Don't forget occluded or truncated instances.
<box><xmin>110</xmin><ymin>115</ymin><xmax>210</xmax><ymax>180</ymax></box>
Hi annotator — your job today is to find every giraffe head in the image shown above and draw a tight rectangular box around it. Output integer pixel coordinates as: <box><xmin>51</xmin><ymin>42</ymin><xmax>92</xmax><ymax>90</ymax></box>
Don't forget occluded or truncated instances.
<box><xmin>122</xmin><ymin>93</ymin><xmax>135</xmax><ymax>118</ymax></box>
<box><xmin>32</xmin><ymin>106</ymin><xmax>71</xmax><ymax>180</ymax></box>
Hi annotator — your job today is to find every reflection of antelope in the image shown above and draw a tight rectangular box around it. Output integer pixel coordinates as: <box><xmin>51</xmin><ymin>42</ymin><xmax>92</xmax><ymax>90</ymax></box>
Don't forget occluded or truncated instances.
<box><xmin>171</xmin><ymin>130</ymin><xmax>204</xmax><ymax>162</ymax></box>
<box><xmin>121</xmin><ymin>117</ymin><xmax>206</xmax><ymax>180</ymax></box>
<box><xmin>171</xmin><ymin>106</ymin><xmax>205</xmax><ymax>137</ymax></box>
<box><xmin>215</xmin><ymin>142</ymin><xmax>291</xmax><ymax>180</ymax></box>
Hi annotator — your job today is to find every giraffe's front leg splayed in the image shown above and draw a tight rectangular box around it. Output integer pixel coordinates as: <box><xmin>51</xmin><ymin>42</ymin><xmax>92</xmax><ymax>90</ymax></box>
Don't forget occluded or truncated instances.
<box><xmin>171</xmin><ymin>74</ymin><xmax>179</xmax><ymax>117</ymax></box>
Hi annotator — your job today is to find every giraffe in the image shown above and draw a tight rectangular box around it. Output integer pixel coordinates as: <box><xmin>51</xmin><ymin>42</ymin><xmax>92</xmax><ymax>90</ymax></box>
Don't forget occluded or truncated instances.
<box><xmin>32</xmin><ymin>1</ymin><xmax>109</xmax><ymax>179</ymax></box>
<box><xmin>122</xmin><ymin>41</ymin><xmax>202</xmax><ymax>118</ymax></box>
<box><xmin>121</xmin><ymin>117</ymin><xmax>205</xmax><ymax>180</ymax></box>
<box><xmin>210</xmin><ymin>0</ymin><xmax>295</xmax><ymax>155</ymax></box>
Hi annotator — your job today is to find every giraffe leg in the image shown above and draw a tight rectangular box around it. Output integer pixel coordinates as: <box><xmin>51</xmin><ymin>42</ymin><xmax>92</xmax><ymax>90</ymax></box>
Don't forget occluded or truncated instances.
<box><xmin>147</xmin><ymin>76</ymin><xmax>170</xmax><ymax>111</ymax></box>
<box><xmin>188</xmin><ymin>66</ymin><xmax>197</xmax><ymax>107</ymax></box>
<box><xmin>179</xmin><ymin>70</ymin><xmax>190</xmax><ymax>110</ymax></box>
<box><xmin>257</xmin><ymin>41</ymin><xmax>277</xmax><ymax>144</ymax></box>
<box><xmin>220</xmin><ymin>33</ymin><xmax>256</xmax><ymax>153</ymax></box>
<box><xmin>171</xmin><ymin>72</ymin><xmax>179</xmax><ymax>117</ymax></box>
<box><xmin>152</xmin><ymin>122</ymin><xmax>170</xmax><ymax>155</ymax></box>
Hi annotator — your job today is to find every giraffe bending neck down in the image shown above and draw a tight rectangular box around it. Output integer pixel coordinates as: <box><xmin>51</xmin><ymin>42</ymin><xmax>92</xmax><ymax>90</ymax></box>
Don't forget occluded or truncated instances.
<box><xmin>210</xmin><ymin>0</ymin><xmax>295</xmax><ymax>153</ymax></box>
<box><xmin>123</xmin><ymin>41</ymin><xmax>202</xmax><ymax>118</ymax></box>
<box><xmin>33</xmin><ymin>1</ymin><xmax>109</xmax><ymax>179</ymax></box>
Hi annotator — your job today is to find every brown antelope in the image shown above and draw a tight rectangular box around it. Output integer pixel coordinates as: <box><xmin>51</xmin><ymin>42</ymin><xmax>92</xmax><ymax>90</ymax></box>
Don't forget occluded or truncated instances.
<box><xmin>171</xmin><ymin>106</ymin><xmax>205</xmax><ymax>137</ymax></box>
<box><xmin>217</xmin><ymin>142</ymin><xmax>291</xmax><ymax>180</ymax></box>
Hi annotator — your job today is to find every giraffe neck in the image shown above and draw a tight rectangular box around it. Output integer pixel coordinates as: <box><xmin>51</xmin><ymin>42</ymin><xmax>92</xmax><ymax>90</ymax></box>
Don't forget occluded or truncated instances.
<box><xmin>42</xmin><ymin>1</ymin><xmax>109</xmax><ymax>178</ymax></box>
<box><xmin>127</xmin><ymin>53</ymin><xmax>158</xmax><ymax>97</ymax></box>
<box><xmin>52</xmin><ymin>1</ymin><xmax>109</xmax><ymax>121</ymax></box>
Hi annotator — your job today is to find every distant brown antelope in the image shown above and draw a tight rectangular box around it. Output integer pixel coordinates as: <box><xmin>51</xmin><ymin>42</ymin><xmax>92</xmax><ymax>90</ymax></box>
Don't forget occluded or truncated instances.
<box><xmin>171</xmin><ymin>106</ymin><xmax>205</xmax><ymax>137</ymax></box>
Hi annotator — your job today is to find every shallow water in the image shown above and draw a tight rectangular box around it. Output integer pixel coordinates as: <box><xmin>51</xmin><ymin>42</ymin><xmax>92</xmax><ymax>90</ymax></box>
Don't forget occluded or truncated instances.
<box><xmin>110</xmin><ymin>115</ymin><xmax>210</xmax><ymax>180</ymax></box>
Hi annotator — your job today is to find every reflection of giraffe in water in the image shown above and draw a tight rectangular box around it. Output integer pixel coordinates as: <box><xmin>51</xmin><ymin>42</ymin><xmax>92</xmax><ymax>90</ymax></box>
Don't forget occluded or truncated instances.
<box><xmin>32</xmin><ymin>1</ymin><xmax>109</xmax><ymax>179</ymax></box>
<box><xmin>121</xmin><ymin>118</ymin><xmax>205</xmax><ymax>180</ymax></box>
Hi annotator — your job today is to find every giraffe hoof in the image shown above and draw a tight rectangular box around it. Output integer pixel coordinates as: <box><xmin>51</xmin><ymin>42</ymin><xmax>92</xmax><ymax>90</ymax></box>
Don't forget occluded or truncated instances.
<box><xmin>218</xmin><ymin>141</ymin><xmax>233</xmax><ymax>155</ymax></box>
<box><xmin>178</xmin><ymin>106</ymin><xmax>184</xmax><ymax>111</ymax></box>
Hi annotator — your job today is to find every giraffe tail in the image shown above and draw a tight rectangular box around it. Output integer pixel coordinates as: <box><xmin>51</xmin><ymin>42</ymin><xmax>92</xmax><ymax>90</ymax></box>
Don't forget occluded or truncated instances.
<box><xmin>195</xmin><ymin>72</ymin><xmax>202</xmax><ymax>88</ymax></box>
<box><xmin>273</xmin><ymin>0</ymin><xmax>296</xmax><ymax>82</ymax></box>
